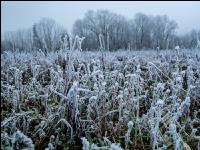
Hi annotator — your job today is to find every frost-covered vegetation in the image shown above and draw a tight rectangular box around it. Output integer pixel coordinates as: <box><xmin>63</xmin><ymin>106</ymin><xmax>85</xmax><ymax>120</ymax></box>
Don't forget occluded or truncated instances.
<box><xmin>1</xmin><ymin>47</ymin><xmax>200</xmax><ymax>150</ymax></box>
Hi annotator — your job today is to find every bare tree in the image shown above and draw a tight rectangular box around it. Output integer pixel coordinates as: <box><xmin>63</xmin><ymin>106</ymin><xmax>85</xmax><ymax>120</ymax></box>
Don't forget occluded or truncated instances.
<box><xmin>73</xmin><ymin>9</ymin><xmax>130</xmax><ymax>51</ymax></box>
<box><xmin>133</xmin><ymin>13</ymin><xmax>150</xmax><ymax>49</ymax></box>
<box><xmin>35</xmin><ymin>18</ymin><xmax>68</xmax><ymax>52</ymax></box>
<box><xmin>33</xmin><ymin>24</ymin><xmax>42</xmax><ymax>51</ymax></box>
<box><xmin>153</xmin><ymin>15</ymin><xmax>177</xmax><ymax>49</ymax></box>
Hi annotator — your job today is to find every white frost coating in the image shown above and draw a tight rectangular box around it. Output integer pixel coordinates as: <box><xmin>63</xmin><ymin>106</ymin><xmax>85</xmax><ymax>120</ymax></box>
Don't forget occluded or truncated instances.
<box><xmin>156</xmin><ymin>99</ymin><xmax>164</xmax><ymax>107</ymax></box>
<box><xmin>176</xmin><ymin>76</ymin><xmax>182</xmax><ymax>83</ymax></box>
<box><xmin>109</xmin><ymin>143</ymin><xmax>123</xmax><ymax>150</ymax></box>
<box><xmin>45</xmin><ymin>143</ymin><xmax>54</xmax><ymax>150</ymax></box>
<box><xmin>169</xmin><ymin>123</ymin><xmax>183</xmax><ymax>150</ymax></box>
<box><xmin>81</xmin><ymin>137</ymin><xmax>90</xmax><ymax>150</ymax></box>
<box><xmin>56</xmin><ymin>119</ymin><xmax>73</xmax><ymax>141</ymax></box>
<box><xmin>12</xmin><ymin>130</ymin><xmax>35</xmax><ymax>150</ymax></box>
<box><xmin>72</xmin><ymin>35</ymin><xmax>85</xmax><ymax>51</ymax></box>
<box><xmin>175</xmin><ymin>46</ymin><xmax>180</xmax><ymax>50</ymax></box>
<box><xmin>156</xmin><ymin>83</ymin><xmax>164</xmax><ymax>91</ymax></box>
<box><xmin>125</xmin><ymin>121</ymin><xmax>133</xmax><ymax>148</ymax></box>
<box><xmin>12</xmin><ymin>90</ymin><xmax>19</xmax><ymax>112</ymax></box>
<box><xmin>91</xmin><ymin>143</ymin><xmax>98</xmax><ymax>149</ymax></box>
<box><xmin>127</xmin><ymin>121</ymin><xmax>133</xmax><ymax>130</ymax></box>
<box><xmin>89</xmin><ymin>96</ymin><xmax>97</xmax><ymax>103</ymax></box>
<box><xmin>175</xmin><ymin>45</ymin><xmax>180</xmax><ymax>54</ymax></box>
<box><xmin>1</xmin><ymin>48</ymin><xmax>199</xmax><ymax>150</ymax></box>
<box><xmin>169</xmin><ymin>123</ymin><xmax>176</xmax><ymax>132</ymax></box>
<box><xmin>178</xmin><ymin>96</ymin><xmax>191</xmax><ymax>116</ymax></box>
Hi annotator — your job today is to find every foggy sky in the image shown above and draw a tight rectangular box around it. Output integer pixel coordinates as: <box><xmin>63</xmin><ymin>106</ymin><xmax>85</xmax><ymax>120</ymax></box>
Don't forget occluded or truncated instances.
<box><xmin>1</xmin><ymin>1</ymin><xmax>200</xmax><ymax>35</ymax></box>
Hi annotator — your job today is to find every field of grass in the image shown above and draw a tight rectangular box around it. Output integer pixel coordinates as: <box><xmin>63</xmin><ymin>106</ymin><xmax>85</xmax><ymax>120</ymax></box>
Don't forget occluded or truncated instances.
<box><xmin>1</xmin><ymin>49</ymin><xmax>200</xmax><ymax>150</ymax></box>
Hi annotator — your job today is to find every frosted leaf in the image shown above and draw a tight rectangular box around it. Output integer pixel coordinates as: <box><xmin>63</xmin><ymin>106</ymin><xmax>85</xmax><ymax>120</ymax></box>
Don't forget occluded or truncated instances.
<box><xmin>91</xmin><ymin>143</ymin><xmax>98</xmax><ymax>149</ymax></box>
<box><xmin>12</xmin><ymin>130</ymin><xmax>34</xmax><ymax>150</ymax></box>
<box><xmin>89</xmin><ymin>96</ymin><xmax>97</xmax><ymax>104</ymax></box>
<box><xmin>169</xmin><ymin>123</ymin><xmax>176</xmax><ymax>132</ymax></box>
<box><xmin>156</xmin><ymin>99</ymin><xmax>164</xmax><ymax>107</ymax></box>
<box><xmin>175</xmin><ymin>46</ymin><xmax>180</xmax><ymax>50</ymax></box>
<box><xmin>128</xmin><ymin>121</ymin><xmax>133</xmax><ymax>130</ymax></box>
<box><xmin>179</xmin><ymin>96</ymin><xmax>191</xmax><ymax>116</ymax></box>
<box><xmin>189</xmin><ymin>85</ymin><xmax>195</xmax><ymax>89</ymax></box>
<box><xmin>81</xmin><ymin>137</ymin><xmax>90</xmax><ymax>150</ymax></box>
<box><xmin>117</xmin><ymin>94</ymin><xmax>123</xmax><ymax>100</ymax></box>
<box><xmin>109</xmin><ymin>143</ymin><xmax>123</xmax><ymax>150</ymax></box>
<box><xmin>176</xmin><ymin>76</ymin><xmax>182</xmax><ymax>83</ymax></box>
<box><xmin>45</xmin><ymin>143</ymin><xmax>54</xmax><ymax>150</ymax></box>
<box><xmin>165</xmin><ymin>89</ymin><xmax>170</xmax><ymax>94</ymax></box>
<box><xmin>102</xmin><ymin>82</ymin><xmax>106</xmax><ymax>86</ymax></box>
<box><xmin>156</xmin><ymin>83</ymin><xmax>164</xmax><ymax>91</ymax></box>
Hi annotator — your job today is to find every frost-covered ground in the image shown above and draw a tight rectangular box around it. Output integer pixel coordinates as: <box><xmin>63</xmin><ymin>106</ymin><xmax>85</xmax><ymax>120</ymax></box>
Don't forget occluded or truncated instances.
<box><xmin>1</xmin><ymin>49</ymin><xmax>200</xmax><ymax>150</ymax></box>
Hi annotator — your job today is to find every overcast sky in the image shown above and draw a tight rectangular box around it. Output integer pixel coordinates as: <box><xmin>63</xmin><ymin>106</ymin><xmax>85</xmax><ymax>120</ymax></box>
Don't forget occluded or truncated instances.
<box><xmin>1</xmin><ymin>1</ymin><xmax>200</xmax><ymax>35</ymax></box>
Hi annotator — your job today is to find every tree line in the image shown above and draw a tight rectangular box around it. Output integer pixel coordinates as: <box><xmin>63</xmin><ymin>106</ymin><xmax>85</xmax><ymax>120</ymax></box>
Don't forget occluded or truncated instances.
<box><xmin>1</xmin><ymin>18</ymin><xmax>69</xmax><ymax>53</ymax></box>
<box><xmin>1</xmin><ymin>9</ymin><xmax>200</xmax><ymax>53</ymax></box>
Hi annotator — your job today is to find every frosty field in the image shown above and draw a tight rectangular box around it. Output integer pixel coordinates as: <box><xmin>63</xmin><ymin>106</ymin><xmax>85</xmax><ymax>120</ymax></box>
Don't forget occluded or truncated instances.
<box><xmin>1</xmin><ymin>49</ymin><xmax>200</xmax><ymax>150</ymax></box>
